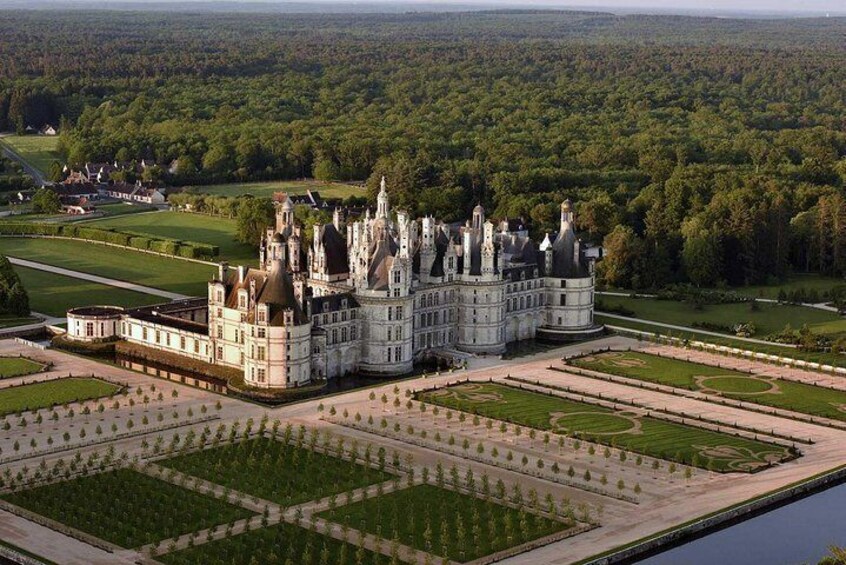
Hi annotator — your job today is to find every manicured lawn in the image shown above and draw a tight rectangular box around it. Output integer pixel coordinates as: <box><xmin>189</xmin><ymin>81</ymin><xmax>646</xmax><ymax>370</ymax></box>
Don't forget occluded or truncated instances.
<box><xmin>319</xmin><ymin>484</ymin><xmax>569</xmax><ymax>562</ymax></box>
<box><xmin>14</xmin><ymin>265</ymin><xmax>163</xmax><ymax>317</ymax></box>
<box><xmin>595</xmin><ymin>314</ymin><xmax>846</xmax><ymax>368</ymax></box>
<box><xmin>0</xmin><ymin>238</ymin><xmax>214</xmax><ymax>296</ymax></box>
<box><xmin>571</xmin><ymin>351</ymin><xmax>846</xmax><ymax>422</ymax></box>
<box><xmin>185</xmin><ymin>179</ymin><xmax>365</xmax><ymax>200</ymax></box>
<box><xmin>0</xmin><ymin>314</ymin><xmax>38</xmax><ymax>328</ymax></box>
<box><xmin>160</xmin><ymin>521</ymin><xmax>382</xmax><ymax>565</ymax></box>
<box><xmin>85</xmin><ymin>211</ymin><xmax>256</xmax><ymax>263</ymax></box>
<box><xmin>418</xmin><ymin>382</ymin><xmax>792</xmax><ymax>472</ymax></box>
<box><xmin>159</xmin><ymin>437</ymin><xmax>392</xmax><ymax>506</ymax></box>
<box><xmin>737</xmin><ymin>274</ymin><xmax>846</xmax><ymax>300</ymax></box>
<box><xmin>2</xmin><ymin>469</ymin><xmax>251</xmax><ymax>548</ymax></box>
<box><xmin>0</xmin><ymin>377</ymin><xmax>120</xmax><ymax>416</ymax></box>
<box><xmin>0</xmin><ymin>357</ymin><xmax>44</xmax><ymax>379</ymax></box>
<box><xmin>596</xmin><ymin>295</ymin><xmax>846</xmax><ymax>337</ymax></box>
<box><xmin>0</xmin><ymin>135</ymin><xmax>61</xmax><ymax>175</ymax></box>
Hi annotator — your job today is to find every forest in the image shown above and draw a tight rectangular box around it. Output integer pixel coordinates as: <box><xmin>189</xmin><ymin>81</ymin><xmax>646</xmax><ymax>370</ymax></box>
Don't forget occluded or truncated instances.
<box><xmin>0</xmin><ymin>9</ymin><xmax>844</xmax><ymax>289</ymax></box>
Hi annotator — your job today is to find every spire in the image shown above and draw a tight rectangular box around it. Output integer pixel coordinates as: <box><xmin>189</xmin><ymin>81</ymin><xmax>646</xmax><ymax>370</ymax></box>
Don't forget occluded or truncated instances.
<box><xmin>377</xmin><ymin>176</ymin><xmax>389</xmax><ymax>219</ymax></box>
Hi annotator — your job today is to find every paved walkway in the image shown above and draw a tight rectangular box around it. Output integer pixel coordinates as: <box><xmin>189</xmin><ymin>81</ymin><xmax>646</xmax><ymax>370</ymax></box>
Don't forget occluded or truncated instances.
<box><xmin>8</xmin><ymin>257</ymin><xmax>189</xmax><ymax>300</ymax></box>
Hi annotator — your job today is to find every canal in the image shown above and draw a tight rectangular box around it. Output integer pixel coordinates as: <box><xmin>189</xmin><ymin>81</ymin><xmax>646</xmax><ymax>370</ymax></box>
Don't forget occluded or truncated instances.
<box><xmin>635</xmin><ymin>482</ymin><xmax>846</xmax><ymax>565</ymax></box>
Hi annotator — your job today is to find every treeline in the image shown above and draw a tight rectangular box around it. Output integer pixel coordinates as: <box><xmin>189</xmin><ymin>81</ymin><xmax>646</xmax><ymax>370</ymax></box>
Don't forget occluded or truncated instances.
<box><xmin>0</xmin><ymin>255</ymin><xmax>29</xmax><ymax>317</ymax></box>
<box><xmin>0</xmin><ymin>10</ymin><xmax>845</xmax><ymax>287</ymax></box>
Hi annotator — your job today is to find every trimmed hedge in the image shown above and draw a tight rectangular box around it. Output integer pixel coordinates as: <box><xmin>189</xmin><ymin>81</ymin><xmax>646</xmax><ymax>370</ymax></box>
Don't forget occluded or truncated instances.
<box><xmin>0</xmin><ymin>223</ymin><xmax>219</xmax><ymax>260</ymax></box>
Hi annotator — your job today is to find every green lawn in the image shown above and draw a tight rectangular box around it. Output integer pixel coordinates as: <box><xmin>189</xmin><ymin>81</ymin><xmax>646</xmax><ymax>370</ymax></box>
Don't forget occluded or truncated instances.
<box><xmin>185</xmin><ymin>179</ymin><xmax>365</xmax><ymax>200</ymax></box>
<box><xmin>159</xmin><ymin>437</ymin><xmax>392</xmax><ymax>506</ymax></box>
<box><xmin>85</xmin><ymin>211</ymin><xmax>256</xmax><ymax>263</ymax></box>
<box><xmin>418</xmin><ymin>382</ymin><xmax>792</xmax><ymax>472</ymax></box>
<box><xmin>0</xmin><ymin>135</ymin><xmax>61</xmax><ymax>175</ymax></box>
<box><xmin>14</xmin><ymin>265</ymin><xmax>163</xmax><ymax>317</ymax></box>
<box><xmin>595</xmin><ymin>314</ymin><xmax>846</xmax><ymax>368</ymax></box>
<box><xmin>319</xmin><ymin>484</ymin><xmax>569</xmax><ymax>563</ymax></box>
<box><xmin>0</xmin><ymin>357</ymin><xmax>44</xmax><ymax>379</ymax></box>
<box><xmin>160</xmin><ymin>520</ymin><xmax>382</xmax><ymax>565</ymax></box>
<box><xmin>0</xmin><ymin>377</ymin><xmax>120</xmax><ymax>416</ymax></box>
<box><xmin>0</xmin><ymin>238</ymin><xmax>214</xmax><ymax>296</ymax></box>
<box><xmin>735</xmin><ymin>274</ymin><xmax>846</xmax><ymax>300</ymax></box>
<box><xmin>571</xmin><ymin>351</ymin><xmax>846</xmax><ymax>422</ymax></box>
<box><xmin>596</xmin><ymin>295</ymin><xmax>846</xmax><ymax>338</ymax></box>
<box><xmin>2</xmin><ymin>469</ymin><xmax>251</xmax><ymax>548</ymax></box>
<box><xmin>0</xmin><ymin>314</ymin><xmax>39</xmax><ymax>328</ymax></box>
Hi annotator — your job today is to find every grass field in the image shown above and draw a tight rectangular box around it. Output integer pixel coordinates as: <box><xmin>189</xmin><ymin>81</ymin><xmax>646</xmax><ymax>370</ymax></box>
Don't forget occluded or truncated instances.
<box><xmin>595</xmin><ymin>314</ymin><xmax>846</xmax><ymax>368</ymax></box>
<box><xmin>319</xmin><ymin>483</ymin><xmax>569</xmax><ymax>562</ymax></box>
<box><xmin>596</xmin><ymin>295</ymin><xmax>846</xmax><ymax>337</ymax></box>
<box><xmin>0</xmin><ymin>377</ymin><xmax>119</xmax><ymax>416</ymax></box>
<box><xmin>571</xmin><ymin>351</ymin><xmax>846</xmax><ymax>422</ymax></box>
<box><xmin>85</xmin><ymin>211</ymin><xmax>256</xmax><ymax>263</ymax></box>
<box><xmin>419</xmin><ymin>382</ymin><xmax>792</xmax><ymax>472</ymax></box>
<box><xmin>0</xmin><ymin>357</ymin><xmax>44</xmax><ymax>379</ymax></box>
<box><xmin>185</xmin><ymin>179</ymin><xmax>365</xmax><ymax>200</ymax></box>
<box><xmin>159</xmin><ymin>437</ymin><xmax>392</xmax><ymax>506</ymax></box>
<box><xmin>735</xmin><ymin>274</ymin><xmax>846</xmax><ymax>300</ymax></box>
<box><xmin>0</xmin><ymin>135</ymin><xmax>61</xmax><ymax>175</ymax></box>
<box><xmin>0</xmin><ymin>238</ymin><xmax>214</xmax><ymax>296</ymax></box>
<box><xmin>14</xmin><ymin>265</ymin><xmax>163</xmax><ymax>317</ymax></box>
<box><xmin>2</xmin><ymin>469</ymin><xmax>251</xmax><ymax>548</ymax></box>
<box><xmin>160</xmin><ymin>520</ymin><xmax>379</xmax><ymax>565</ymax></box>
<box><xmin>0</xmin><ymin>315</ymin><xmax>38</xmax><ymax>328</ymax></box>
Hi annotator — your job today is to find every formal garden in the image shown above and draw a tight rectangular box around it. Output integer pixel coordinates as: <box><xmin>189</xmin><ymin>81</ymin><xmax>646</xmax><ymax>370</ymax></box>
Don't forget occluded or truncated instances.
<box><xmin>159</xmin><ymin>430</ymin><xmax>393</xmax><ymax>506</ymax></box>
<box><xmin>2</xmin><ymin>468</ymin><xmax>252</xmax><ymax>548</ymax></box>
<box><xmin>0</xmin><ymin>377</ymin><xmax>121</xmax><ymax>416</ymax></box>
<box><xmin>418</xmin><ymin>382</ymin><xmax>794</xmax><ymax>472</ymax></box>
<box><xmin>319</xmin><ymin>482</ymin><xmax>573</xmax><ymax>562</ymax></box>
<box><xmin>0</xmin><ymin>356</ymin><xmax>45</xmax><ymax>379</ymax></box>
<box><xmin>159</xmin><ymin>520</ymin><xmax>380</xmax><ymax>565</ymax></box>
<box><xmin>570</xmin><ymin>351</ymin><xmax>846</xmax><ymax>422</ymax></box>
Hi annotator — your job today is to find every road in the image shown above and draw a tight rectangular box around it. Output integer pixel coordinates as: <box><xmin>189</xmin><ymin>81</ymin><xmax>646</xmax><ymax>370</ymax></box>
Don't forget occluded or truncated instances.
<box><xmin>0</xmin><ymin>133</ymin><xmax>50</xmax><ymax>187</ymax></box>
<box><xmin>7</xmin><ymin>256</ymin><xmax>190</xmax><ymax>300</ymax></box>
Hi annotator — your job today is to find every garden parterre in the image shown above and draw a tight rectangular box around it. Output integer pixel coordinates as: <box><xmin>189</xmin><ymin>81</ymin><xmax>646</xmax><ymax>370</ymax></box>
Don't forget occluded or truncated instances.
<box><xmin>418</xmin><ymin>382</ymin><xmax>794</xmax><ymax>472</ymax></box>
<box><xmin>0</xmin><ymin>377</ymin><xmax>120</xmax><ymax>416</ymax></box>
<box><xmin>571</xmin><ymin>351</ymin><xmax>846</xmax><ymax>422</ymax></box>
<box><xmin>318</xmin><ymin>482</ymin><xmax>572</xmax><ymax>563</ymax></box>
<box><xmin>2</xmin><ymin>468</ymin><xmax>252</xmax><ymax>548</ymax></box>
<box><xmin>159</xmin><ymin>434</ymin><xmax>393</xmax><ymax>506</ymax></box>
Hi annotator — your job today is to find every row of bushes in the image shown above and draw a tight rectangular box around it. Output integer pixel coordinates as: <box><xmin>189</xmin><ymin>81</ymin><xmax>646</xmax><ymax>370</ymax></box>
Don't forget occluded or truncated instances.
<box><xmin>0</xmin><ymin>223</ymin><xmax>219</xmax><ymax>260</ymax></box>
<box><xmin>656</xmin><ymin>284</ymin><xmax>751</xmax><ymax>305</ymax></box>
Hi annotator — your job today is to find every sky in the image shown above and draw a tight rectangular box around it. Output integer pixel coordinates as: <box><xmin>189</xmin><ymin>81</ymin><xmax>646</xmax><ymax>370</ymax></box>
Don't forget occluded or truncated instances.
<box><xmin>365</xmin><ymin>0</ymin><xmax>846</xmax><ymax>14</ymax></box>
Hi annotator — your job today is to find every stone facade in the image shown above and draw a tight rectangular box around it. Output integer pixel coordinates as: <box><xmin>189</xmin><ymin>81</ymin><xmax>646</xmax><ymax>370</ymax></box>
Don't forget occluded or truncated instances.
<box><xmin>65</xmin><ymin>178</ymin><xmax>601</xmax><ymax>389</ymax></box>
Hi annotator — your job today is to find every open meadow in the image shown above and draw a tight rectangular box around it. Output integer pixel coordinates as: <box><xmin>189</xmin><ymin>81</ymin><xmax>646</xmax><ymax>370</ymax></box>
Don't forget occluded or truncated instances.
<box><xmin>0</xmin><ymin>238</ymin><xmax>214</xmax><ymax>297</ymax></box>
<box><xmin>84</xmin><ymin>211</ymin><xmax>256</xmax><ymax>263</ymax></box>
<box><xmin>596</xmin><ymin>295</ymin><xmax>846</xmax><ymax>338</ymax></box>
<box><xmin>184</xmin><ymin>180</ymin><xmax>365</xmax><ymax>201</ymax></box>
<box><xmin>14</xmin><ymin>265</ymin><xmax>164</xmax><ymax>317</ymax></box>
<box><xmin>0</xmin><ymin>135</ymin><xmax>61</xmax><ymax>176</ymax></box>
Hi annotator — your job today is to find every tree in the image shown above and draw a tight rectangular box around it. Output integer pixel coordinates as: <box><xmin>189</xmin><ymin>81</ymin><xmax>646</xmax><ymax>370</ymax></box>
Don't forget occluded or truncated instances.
<box><xmin>31</xmin><ymin>188</ymin><xmax>61</xmax><ymax>214</ymax></box>
<box><xmin>597</xmin><ymin>225</ymin><xmax>644</xmax><ymax>289</ymax></box>
<box><xmin>236</xmin><ymin>197</ymin><xmax>274</xmax><ymax>245</ymax></box>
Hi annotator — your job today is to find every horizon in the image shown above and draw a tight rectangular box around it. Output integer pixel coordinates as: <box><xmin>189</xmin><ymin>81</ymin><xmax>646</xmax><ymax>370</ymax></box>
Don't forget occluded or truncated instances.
<box><xmin>3</xmin><ymin>0</ymin><xmax>845</xmax><ymax>17</ymax></box>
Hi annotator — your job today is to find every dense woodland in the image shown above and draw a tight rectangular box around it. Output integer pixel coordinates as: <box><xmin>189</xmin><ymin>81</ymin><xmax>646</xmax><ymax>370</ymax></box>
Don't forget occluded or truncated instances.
<box><xmin>1</xmin><ymin>10</ymin><xmax>845</xmax><ymax>289</ymax></box>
